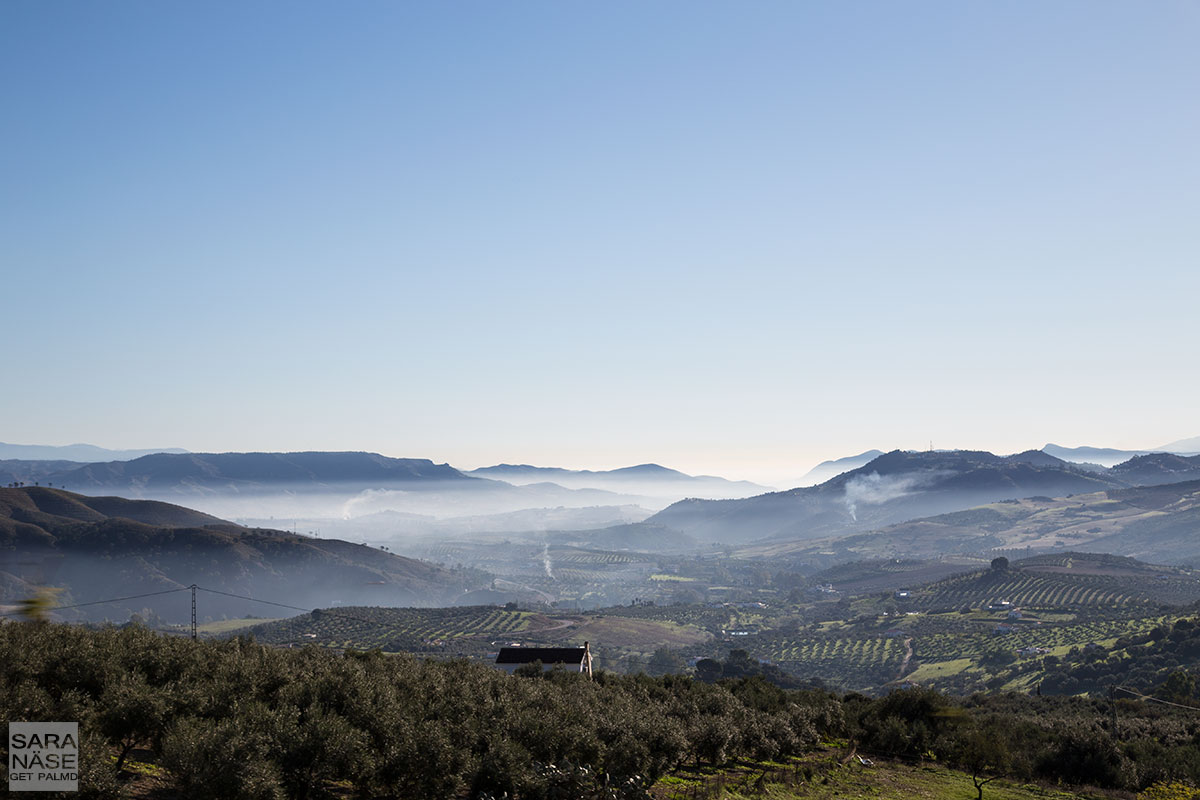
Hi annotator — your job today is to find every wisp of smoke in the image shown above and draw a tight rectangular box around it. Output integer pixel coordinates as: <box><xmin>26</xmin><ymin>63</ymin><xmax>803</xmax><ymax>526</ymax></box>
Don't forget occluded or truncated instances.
<box><xmin>842</xmin><ymin>471</ymin><xmax>944</xmax><ymax>521</ymax></box>
<box><xmin>340</xmin><ymin>489</ymin><xmax>409</xmax><ymax>519</ymax></box>
<box><xmin>542</xmin><ymin>542</ymin><xmax>554</xmax><ymax>580</ymax></box>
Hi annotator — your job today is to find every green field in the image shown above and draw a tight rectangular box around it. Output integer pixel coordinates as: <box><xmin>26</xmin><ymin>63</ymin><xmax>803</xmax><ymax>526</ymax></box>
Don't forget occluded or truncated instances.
<box><xmin>248</xmin><ymin>606</ymin><xmax>545</xmax><ymax>653</ymax></box>
<box><xmin>754</xmin><ymin>635</ymin><xmax>906</xmax><ymax>691</ymax></box>
<box><xmin>562</xmin><ymin>615</ymin><xmax>712</xmax><ymax>652</ymax></box>
<box><xmin>195</xmin><ymin>617</ymin><xmax>284</xmax><ymax>634</ymax></box>
<box><xmin>652</xmin><ymin>749</ymin><xmax>1098</xmax><ymax>800</ymax></box>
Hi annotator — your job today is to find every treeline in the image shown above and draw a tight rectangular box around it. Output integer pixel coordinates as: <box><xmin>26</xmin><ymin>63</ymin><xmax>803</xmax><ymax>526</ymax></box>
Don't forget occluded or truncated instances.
<box><xmin>3</xmin><ymin>622</ymin><xmax>1200</xmax><ymax>799</ymax></box>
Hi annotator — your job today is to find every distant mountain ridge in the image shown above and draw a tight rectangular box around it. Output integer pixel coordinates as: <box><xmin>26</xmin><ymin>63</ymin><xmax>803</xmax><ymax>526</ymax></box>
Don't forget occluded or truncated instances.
<box><xmin>794</xmin><ymin>450</ymin><xmax>885</xmax><ymax>487</ymax></box>
<box><xmin>51</xmin><ymin>451</ymin><xmax>475</xmax><ymax>490</ymax></box>
<box><xmin>8</xmin><ymin>445</ymin><xmax>1199</xmax><ymax>529</ymax></box>
<box><xmin>1042</xmin><ymin>443</ymin><xmax>1155</xmax><ymax>468</ymax></box>
<box><xmin>471</xmin><ymin>463</ymin><xmax>693</xmax><ymax>480</ymax></box>
<box><xmin>1156</xmin><ymin>435</ymin><xmax>1200</xmax><ymax>453</ymax></box>
<box><xmin>803</xmin><ymin>441</ymin><xmax>1200</xmax><ymax>484</ymax></box>
<box><xmin>0</xmin><ymin>442</ymin><xmax>188</xmax><ymax>462</ymax></box>
<box><xmin>1043</xmin><ymin>439</ymin><xmax>1200</xmax><ymax>467</ymax></box>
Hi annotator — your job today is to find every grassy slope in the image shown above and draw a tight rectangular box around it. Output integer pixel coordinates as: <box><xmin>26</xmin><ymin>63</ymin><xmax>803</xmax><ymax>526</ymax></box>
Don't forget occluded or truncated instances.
<box><xmin>195</xmin><ymin>617</ymin><xmax>285</xmax><ymax>634</ymax></box>
<box><xmin>742</xmin><ymin>481</ymin><xmax>1200</xmax><ymax>564</ymax></box>
<box><xmin>0</xmin><ymin>487</ymin><xmax>462</xmax><ymax>615</ymax></box>
<box><xmin>652</xmin><ymin>750</ymin><xmax>1097</xmax><ymax>800</ymax></box>
<box><xmin>554</xmin><ymin>615</ymin><xmax>712</xmax><ymax>651</ymax></box>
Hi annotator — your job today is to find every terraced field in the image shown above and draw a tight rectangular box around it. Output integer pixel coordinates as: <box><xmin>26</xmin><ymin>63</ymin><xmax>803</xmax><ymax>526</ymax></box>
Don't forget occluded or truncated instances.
<box><xmin>246</xmin><ymin>605</ymin><xmax>713</xmax><ymax>663</ymax></box>
<box><xmin>551</xmin><ymin>549</ymin><xmax>645</xmax><ymax>565</ymax></box>
<box><xmin>248</xmin><ymin>606</ymin><xmax>557</xmax><ymax>653</ymax></box>
<box><xmin>911</xmin><ymin>616</ymin><xmax>1162</xmax><ymax>663</ymax></box>
<box><xmin>911</xmin><ymin>562</ymin><xmax>1200</xmax><ymax>610</ymax></box>
<box><xmin>747</xmin><ymin>634</ymin><xmax>906</xmax><ymax>690</ymax></box>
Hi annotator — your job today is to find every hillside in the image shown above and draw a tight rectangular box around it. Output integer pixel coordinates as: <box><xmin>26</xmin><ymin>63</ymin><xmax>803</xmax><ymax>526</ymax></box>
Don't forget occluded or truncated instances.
<box><xmin>1037</xmin><ymin>613</ymin><xmax>1200</xmax><ymax>696</ymax></box>
<box><xmin>0</xmin><ymin>488</ymin><xmax>474</xmax><ymax>621</ymax></box>
<box><xmin>1110</xmin><ymin>452</ymin><xmax>1200</xmax><ymax>485</ymax></box>
<box><xmin>744</xmin><ymin>479</ymin><xmax>1200</xmax><ymax>566</ymax></box>
<box><xmin>903</xmin><ymin>552</ymin><xmax>1200</xmax><ymax>611</ymax></box>
<box><xmin>669</xmin><ymin>550</ymin><xmax>1200</xmax><ymax>696</ymax></box>
<box><xmin>1</xmin><ymin>458</ymin><xmax>88</xmax><ymax>486</ymax></box>
<box><xmin>650</xmin><ymin>449</ymin><xmax>1125</xmax><ymax>544</ymax></box>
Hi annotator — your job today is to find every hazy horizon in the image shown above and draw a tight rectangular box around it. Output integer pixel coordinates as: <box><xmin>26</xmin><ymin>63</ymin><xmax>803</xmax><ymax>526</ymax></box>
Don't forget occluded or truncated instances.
<box><xmin>2</xmin><ymin>434</ymin><xmax>1195</xmax><ymax>489</ymax></box>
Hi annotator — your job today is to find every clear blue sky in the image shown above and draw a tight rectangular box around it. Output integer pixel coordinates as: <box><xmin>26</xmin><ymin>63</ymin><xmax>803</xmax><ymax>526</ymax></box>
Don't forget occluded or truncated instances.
<box><xmin>2</xmin><ymin>2</ymin><xmax>1197</xmax><ymax>484</ymax></box>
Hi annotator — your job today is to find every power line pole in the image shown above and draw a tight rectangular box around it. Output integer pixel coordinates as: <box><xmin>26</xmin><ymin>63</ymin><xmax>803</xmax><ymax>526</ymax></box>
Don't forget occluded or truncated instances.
<box><xmin>190</xmin><ymin>584</ymin><xmax>197</xmax><ymax>641</ymax></box>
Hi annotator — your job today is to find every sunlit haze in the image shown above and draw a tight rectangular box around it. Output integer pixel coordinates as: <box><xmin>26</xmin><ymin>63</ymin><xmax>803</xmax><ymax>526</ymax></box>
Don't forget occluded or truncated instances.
<box><xmin>3</xmin><ymin>2</ymin><xmax>1197</xmax><ymax>485</ymax></box>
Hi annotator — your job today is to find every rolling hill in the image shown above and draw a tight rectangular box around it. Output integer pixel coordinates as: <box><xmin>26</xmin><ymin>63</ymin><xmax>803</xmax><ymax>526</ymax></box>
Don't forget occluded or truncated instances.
<box><xmin>649</xmin><ymin>449</ymin><xmax>1125</xmax><ymax>544</ymax></box>
<box><xmin>742</xmin><ymin>479</ymin><xmax>1200</xmax><ymax>567</ymax></box>
<box><xmin>0</xmin><ymin>488</ymin><xmax>476</xmax><ymax>622</ymax></box>
<box><xmin>1109</xmin><ymin>452</ymin><xmax>1200</xmax><ymax>485</ymax></box>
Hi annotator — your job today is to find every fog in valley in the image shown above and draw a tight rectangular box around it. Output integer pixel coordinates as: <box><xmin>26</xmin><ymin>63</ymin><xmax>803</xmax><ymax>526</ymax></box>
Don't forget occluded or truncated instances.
<box><xmin>10</xmin><ymin>444</ymin><xmax>1200</xmax><ymax>627</ymax></box>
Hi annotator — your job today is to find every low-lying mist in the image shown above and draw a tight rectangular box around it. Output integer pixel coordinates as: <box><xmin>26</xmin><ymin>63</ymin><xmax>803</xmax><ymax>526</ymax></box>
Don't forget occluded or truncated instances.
<box><xmin>62</xmin><ymin>479</ymin><xmax>693</xmax><ymax>523</ymax></box>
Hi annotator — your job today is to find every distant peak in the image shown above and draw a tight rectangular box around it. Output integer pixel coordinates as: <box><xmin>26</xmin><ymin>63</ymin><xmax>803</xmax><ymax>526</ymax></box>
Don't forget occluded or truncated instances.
<box><xmin>608</xmin><ymin>464</ymin><xmax>689</xmax><ymax>478</ymax></box>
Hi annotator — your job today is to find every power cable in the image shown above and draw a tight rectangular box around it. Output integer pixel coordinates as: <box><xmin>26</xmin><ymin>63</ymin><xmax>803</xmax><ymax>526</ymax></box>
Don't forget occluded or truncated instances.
<box><xmin>194</xmin><ymin>587</ymin><xmax>311</xmax><ymax>614</ymax></box>
<box><xmin>1114</xmin><ymin>684</ymin><xmax>1200</xmax><ymax>712</ymax></box>
<box><xmin>0</xmin><ymin>587</ymin><xmax>190</xmax><ymax>618</ymax></box>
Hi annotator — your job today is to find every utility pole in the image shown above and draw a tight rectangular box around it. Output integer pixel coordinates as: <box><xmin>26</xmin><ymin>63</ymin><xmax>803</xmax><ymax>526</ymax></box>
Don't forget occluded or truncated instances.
<box><xmin>190</xmin><ymin>584</ymin><xmax>197</xmax><ymax>641</ymax></box>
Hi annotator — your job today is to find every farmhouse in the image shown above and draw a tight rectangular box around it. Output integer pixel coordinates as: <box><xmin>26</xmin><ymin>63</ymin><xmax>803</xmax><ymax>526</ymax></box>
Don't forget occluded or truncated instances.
<box><xmin>494</xmin><ymin>642</ymin><xmax>592</xmax><ymax>677</ymax></box>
